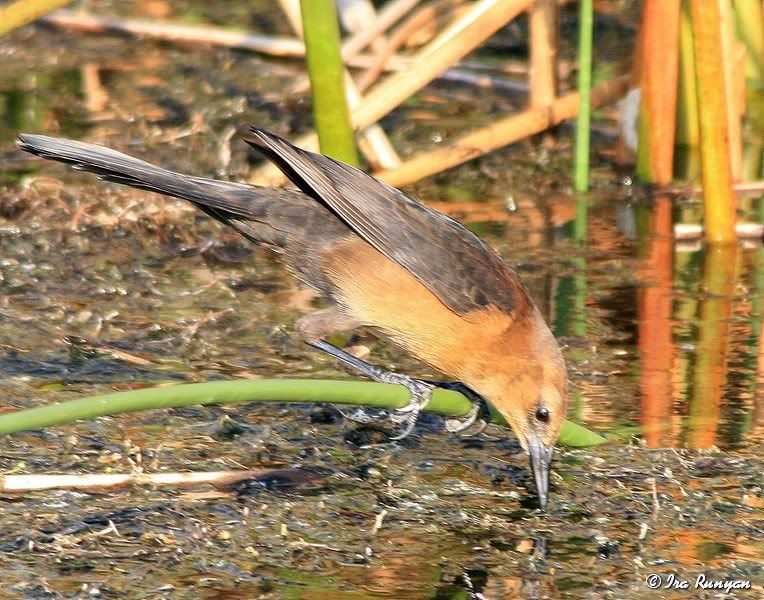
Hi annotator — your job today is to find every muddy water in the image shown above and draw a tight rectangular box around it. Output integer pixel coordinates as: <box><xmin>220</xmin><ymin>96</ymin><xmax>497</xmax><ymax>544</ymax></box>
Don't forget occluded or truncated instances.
<box><xmin>0</xmin><ymin>3</ymin><xmax>762</xmax><ymax>599</ymax></box>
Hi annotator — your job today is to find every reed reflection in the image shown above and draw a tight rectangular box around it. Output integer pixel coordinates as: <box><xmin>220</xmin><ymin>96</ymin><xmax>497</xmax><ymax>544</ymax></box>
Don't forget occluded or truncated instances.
<box><xmin>686</xmin><ymin>244</ymin><xmax>738</xmax><ymax>448</ymax></box>
<box><xmin>637</xmin><ymin>195</ymin><xmax>675</xmax><ymax>447</ymax></box>
<box><xmin>635</xmin><ymin>198</ymin><xmax>757</xmax><ymax>448</ymax></box>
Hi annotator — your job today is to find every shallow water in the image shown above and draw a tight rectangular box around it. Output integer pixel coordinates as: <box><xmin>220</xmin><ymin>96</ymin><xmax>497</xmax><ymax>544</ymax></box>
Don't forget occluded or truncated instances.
<box><xmin>0</xmin><ymin>2</ymin><xmax>762</xmax><ymax>599</ymax></box>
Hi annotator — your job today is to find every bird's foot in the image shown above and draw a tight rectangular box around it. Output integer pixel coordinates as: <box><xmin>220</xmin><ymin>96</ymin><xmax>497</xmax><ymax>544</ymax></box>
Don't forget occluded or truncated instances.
<box><xmin>306</xmin><ymin>339</ymin><xmax>489</xmax><ymax>439</ymax></box>
<box><xmin>444</xmin><ymin>400</ymin><xmax>484</xmax><ymax>434</ymax></box>
<box><xmin>307</xmin><ymin>339</ymin><xmax>433</xmax><ymax>439</ymax></box>
<box><xmin>374</xmin><ymin>371</ymin><xmax>434</xmax><ymax>440</ymax></box>
<box><xmin>427</xmin><ymin>381</ymin><xmax>491</xmax><ymax>436</ymax></box>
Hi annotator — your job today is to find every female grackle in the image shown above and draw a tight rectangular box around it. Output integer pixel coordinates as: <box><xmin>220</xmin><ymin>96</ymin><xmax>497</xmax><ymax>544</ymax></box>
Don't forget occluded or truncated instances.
<box><xmin>17</xmin><ymin>128</ymin><xmax>568</xmax><ymax>510</ymax></box>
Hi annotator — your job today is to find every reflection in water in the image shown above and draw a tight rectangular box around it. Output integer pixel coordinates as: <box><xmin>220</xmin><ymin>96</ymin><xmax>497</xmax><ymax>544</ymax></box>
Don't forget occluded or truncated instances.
<box><xmin>753</xmin><ymin>247</ymin><xmax>764</xmax><ymax>440</ymax></box>
<box><xmin>637</xmin><ymin>196</ymin><xmax>675</xmax><ymax>447</ymax></box>
<box><xmin>548</xmin><ymin>191</ymin><xmax>758</xmax><ymax>446</ymax></box>
<box><xmin>687</xmin><ymin>244</ymin><xmax>738</xmax><ymax>448</ymax></box>
<box><xmin>652</xmin><ymin>529</ymin><xmax>741</xmax><ymax>567</ymax></box>
<box><xmin>553</xmin><ymin>195</ymin><xmax>588</xmax><ymax>423</ymax></box>
<box><xmin>553</xmin><ymin>194</ymin><xmax>588</xmax><ymax>339</ymax></box>
<box><xmin>629</xmin><ymin>195</ymin><xmax>761</xmax><ymax>449</ymax></box>
<box><xmin>0</xmin><ymin>69</ymin><xmax>87</xmax><ymax>150</ymax></box>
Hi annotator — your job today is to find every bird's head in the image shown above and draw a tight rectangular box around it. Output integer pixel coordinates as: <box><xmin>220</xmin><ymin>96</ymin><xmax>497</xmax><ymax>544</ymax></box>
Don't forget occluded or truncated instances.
<box><xmin>475</xmin><ymin>307</ymin><xmax>568</xmax><ymax>511</ymax></box>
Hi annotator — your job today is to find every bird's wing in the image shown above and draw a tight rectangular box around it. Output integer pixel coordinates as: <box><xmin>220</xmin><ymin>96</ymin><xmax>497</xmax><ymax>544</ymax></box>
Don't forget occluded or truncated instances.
<box><xmin>243</xmin><ymin>127</ymin><xmax>528</xmax><ymax>316</ymax></box>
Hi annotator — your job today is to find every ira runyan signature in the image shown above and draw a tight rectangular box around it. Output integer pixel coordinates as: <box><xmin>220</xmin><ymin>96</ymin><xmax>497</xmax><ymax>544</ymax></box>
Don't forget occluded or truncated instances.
<box><xmin>645</xmin><ymin>573</ymin><xmax>752</xmax><ymax>593</ymax></box>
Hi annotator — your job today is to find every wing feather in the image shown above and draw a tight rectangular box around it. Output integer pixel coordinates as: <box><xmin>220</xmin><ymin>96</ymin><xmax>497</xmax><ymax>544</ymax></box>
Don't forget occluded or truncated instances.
<box><xmin>243</xmin><ymin>127</ymin><xmax>528</xmax><ymax>316</ymax></box>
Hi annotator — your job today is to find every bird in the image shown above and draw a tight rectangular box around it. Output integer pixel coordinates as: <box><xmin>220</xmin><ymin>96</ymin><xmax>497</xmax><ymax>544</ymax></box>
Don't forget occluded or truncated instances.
<box><xmin>17</xmin><ymin>127</ymin><xmax>568</xmax><ymax>510</ymax></box>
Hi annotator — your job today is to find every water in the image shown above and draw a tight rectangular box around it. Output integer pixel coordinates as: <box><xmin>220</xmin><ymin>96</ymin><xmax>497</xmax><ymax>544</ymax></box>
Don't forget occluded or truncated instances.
<box><xmin>0</xmin><ymin>3</ymin><xmax>761</xmax><ymax>598</ymax></box>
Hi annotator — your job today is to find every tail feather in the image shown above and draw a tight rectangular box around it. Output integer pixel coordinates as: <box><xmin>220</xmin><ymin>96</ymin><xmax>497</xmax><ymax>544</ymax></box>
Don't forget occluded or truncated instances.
<box><xmin>18</xmin><ymin>134</ymin><xmax>186</xmax><ymax>195</ymax></box>
<box><xmin>16</xmin><ymin>134</ymin><xmax>350</xmax><ymax>296</ymax></box>
<box><xmin>17</xmin><ymin>134</ymin><xmax>292</xmax><ymax>219</ymax></box>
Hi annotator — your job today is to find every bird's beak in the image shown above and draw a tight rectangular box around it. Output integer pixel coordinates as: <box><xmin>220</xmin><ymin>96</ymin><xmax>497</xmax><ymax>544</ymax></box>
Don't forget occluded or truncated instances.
<box><xmin>527</xmin><ymin>437</ymin><xmax>554</xmax><ymax>511</ymax></box>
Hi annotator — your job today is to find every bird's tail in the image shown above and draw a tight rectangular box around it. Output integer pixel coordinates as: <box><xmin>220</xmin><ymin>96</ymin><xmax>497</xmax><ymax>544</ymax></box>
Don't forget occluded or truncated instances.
<box><xmin>15</xmin><ymin>134</ymin><xmax>322</xmax><ymax>235</ymax></box>
<box><xmin>17</xmin><ymin>134</ymin><xmax>235</xmax><ymax>205</ymax></box>
<box><xmin>16</xmin><ymin>134</ymin><xmax>350</xmax><ymax>296</ymax></box>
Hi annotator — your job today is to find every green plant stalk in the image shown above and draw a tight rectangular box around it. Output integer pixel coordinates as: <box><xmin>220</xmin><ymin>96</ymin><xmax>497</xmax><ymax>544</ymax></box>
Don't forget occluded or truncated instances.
<box><xmin>733</xmin><ymin>0</ymin><xmax>764</xmax><ymax>82</ymax></box>
<box><xmin>573</xmin><ymin>0</ymin><xmax>593</xmax><ymax>192</ymax></box>
<box><xmin>0</xmin><ymin>379</ymin><xmax>606</xmax><ymax>447</ymax></box>
<box><xmin>742</xmin><ymin>140</ymin><xmax>763</xmax><ymax>182</ymax></box>
<box><xmin>571</xmin><ymin>257</ymin><xmax>588</xmax><ymax>337</ymax></box>
<box><xmin>674</xmin><ymin>0</ymin><xmax>700</xmax><ymax>179</ymax></box>
<box><xmin>0</xmin><ymin>0</ymin><xmax>73</xmax><ymax>36</ymax></box>
<box><xmin>300</xmin><ymin>0</ymin><xmax>359</xmax><ymax>166</ymax></box>
<box><xmin>574</xmin><ymin>193</ymin><xmax>588</xmax><ymax>243</ymax></box>
<box><xmin>635</xmin><ymin>107</ymin><xmax>652</xmax><ymax>182</ymax></box>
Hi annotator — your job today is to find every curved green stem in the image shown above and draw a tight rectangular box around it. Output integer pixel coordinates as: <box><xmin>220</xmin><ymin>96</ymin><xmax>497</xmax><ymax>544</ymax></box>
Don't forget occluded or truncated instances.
<box><xmin>0</xmin><ymin>378</ymin><xmax>606</xmax><ymax>447</ymax></box>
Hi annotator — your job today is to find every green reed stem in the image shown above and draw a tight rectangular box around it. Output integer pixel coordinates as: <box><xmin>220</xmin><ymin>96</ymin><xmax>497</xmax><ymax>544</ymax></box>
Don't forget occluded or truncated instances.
<box><xmin>0</xmin><ymin>379</ymin><xmax>606</xmax><ymax>447</ymax></box>
<box><xmin>733</xmin><ymin>0</ymin><xmax>764</xmax><ymax>82</ymax></box>
<box><xmin>573</xmin><ymin>0</ymin><xmax>593</xmax><ymax>192</ymax></box>
<box><xmin>300</xmin><ymin>0</ymin><xmax>359</xmax><ymax>165</ymax></box>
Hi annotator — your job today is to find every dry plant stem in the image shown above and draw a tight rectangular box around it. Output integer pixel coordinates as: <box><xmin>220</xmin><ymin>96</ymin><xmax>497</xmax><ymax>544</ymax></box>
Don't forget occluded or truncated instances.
<box><xmin>0</xmin><ymin>470</ymin><xmax>264</xmax><ymax>492</ymax></box>
<box><xmin>43</xmin><ymin>10</ymin><xmax>407</xmax><ymax>70</ymax></box>
<box><xmin>636</xmin><ymin>0</ymin><xmax>680</xmax><ymax>185</ymax></box>
<box><xmin>659</xmin><ymin>180</ymin><xmax>764</xmax><ymax>195</ymax></box>
<box><xmin>357</xmin><ymin>0</ymin><xmax>465</xmax><ymax>93</ymax></box>
<box><xmin>42</xmin><ymin>11</ymin><xmax>308</xmax><ymax>56</ymax></box>
<box><xmin>673</xmin><ymin>222</ymin><xmax>764</xmax><ymax>240</ymax></box>
<box><xmin>277</xmin><ymin>0</ymin><xmax>400</xmax><ymax>169</ymax></box>
<box><xmin>374</xmin><ymin>75</ymin><xmax>630</xmax><ymax>187</ymax></box>
<box><xmin>341</xmin><ymin>0</ymin><xmax>423</xmax><ymax>60</ymax></box>
<box><xmin>338</xmin><ymin>0</ymin><xmax>389</xmax><ymax>55</ymax></box>
<box><xmin>436</xmin><ymin>69</ymin><xmax>528</xmax><ymax>92</ymax></box>
<box><xmin>251</xmin><ymin>0</ymin><xmax>530</xmax><ymax>185</ymax></box>
<box><xmin>529</xmin><ymin>0</ymin><xmax>558</xmax><ymax>109</ymax></box>
<box><xmin>689</xmin><ymin>0</ymin><xmax>736</xmax><ymax>243</ymax></box>
<box><xmin>40</xmin><ymin>12</ymin><xmax>522</xmax><ymax>94</ymax></box>
<box><xmin>460</xmin><ymin>58</ymin><xmax>529</xmax><ymax>75</ymax></box>
<box><xmin>346</xmin><ymin>83</ymin><xmax>401</xmax><ymax>170</ymax></box>
<box><xmin>0</xmin><ymin>0</ymin><xmax>73</xmax><ymax>36</ymax></box>
<box><xmin>335</xmin><ymin>2</ymin><xmax>402</xmax><ymax>169</ymax></box>
<box><xmin>353</xmin><ymin>0</ymin><xmax>531</xmax><ymax>128</ymax></box>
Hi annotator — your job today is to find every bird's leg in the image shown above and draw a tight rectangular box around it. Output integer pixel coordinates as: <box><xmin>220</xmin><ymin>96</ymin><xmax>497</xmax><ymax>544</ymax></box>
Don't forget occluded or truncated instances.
<box><xmin>297</xmin><ymin>308</ymin><xmax>429</xmax><ymax>436</ymax></box>
<box><xmin>306</xmin><ymin>339</ymin><xmax>433</xmax><ymax>440</ymax></box>
<box><xmin>296</xmin><ymin>308</ymin><xmax>486</xmax><ymax>439</ymax></box>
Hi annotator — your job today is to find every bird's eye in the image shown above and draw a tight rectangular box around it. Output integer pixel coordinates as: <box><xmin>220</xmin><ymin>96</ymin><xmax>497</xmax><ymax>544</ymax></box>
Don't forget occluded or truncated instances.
<box><xmin>535</xmin><ymin>407</ymin><xmax>550</xmax><ymax>423</ymax></box>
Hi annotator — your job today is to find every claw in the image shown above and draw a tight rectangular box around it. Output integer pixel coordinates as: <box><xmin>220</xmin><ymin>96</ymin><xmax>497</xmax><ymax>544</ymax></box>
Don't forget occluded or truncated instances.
<box><xmin>432</xmin><ymin>381</ymin><xmax>491</xmax><ymax>437</ymax></box>
<box><xmin>445</xmin><ymin>400</ymin><xmax>481</xmax><ymax>433</ymax></box>
<box><xmin>378</xmin><ymin>372</ymin><xmax>433</xmax><ymax>440</ymax></box>
<box><xmin>343</xmin><ymin>408</ymin><xmax>374</xmax><ymax>424</ymax></box>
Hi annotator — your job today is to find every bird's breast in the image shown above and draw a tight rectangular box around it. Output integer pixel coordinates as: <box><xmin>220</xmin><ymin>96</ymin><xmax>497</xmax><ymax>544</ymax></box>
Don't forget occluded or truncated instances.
<box><xmin>320</xmin><ymin>239</ymin><xmax>518</xmax><ymax>379</ymax></box>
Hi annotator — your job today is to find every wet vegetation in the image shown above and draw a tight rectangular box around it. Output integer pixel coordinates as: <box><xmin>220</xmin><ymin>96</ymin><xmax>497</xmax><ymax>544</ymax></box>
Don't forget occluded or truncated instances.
<box><xmin>0</xmin><ymin>1</ymin><xmax>762</xmax><ymax>598</ymax></box>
